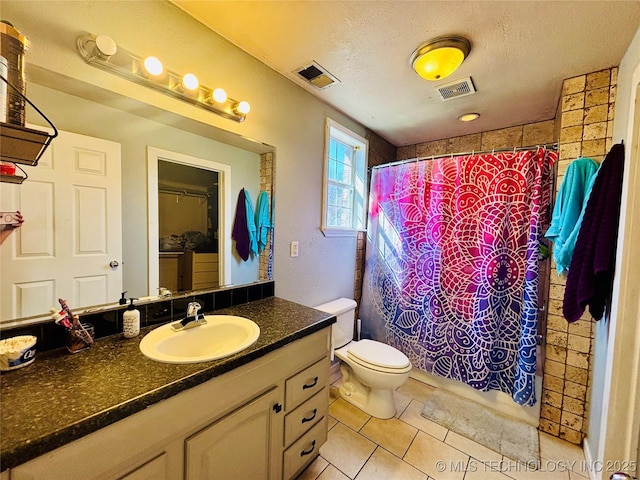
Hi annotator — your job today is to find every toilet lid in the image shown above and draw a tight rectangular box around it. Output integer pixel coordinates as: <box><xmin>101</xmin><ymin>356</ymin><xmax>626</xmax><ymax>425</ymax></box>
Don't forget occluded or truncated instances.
<box><xmin>347</xmin><ymin>339</ymin><xmax>410</xmax><ymax>370</ymax></box>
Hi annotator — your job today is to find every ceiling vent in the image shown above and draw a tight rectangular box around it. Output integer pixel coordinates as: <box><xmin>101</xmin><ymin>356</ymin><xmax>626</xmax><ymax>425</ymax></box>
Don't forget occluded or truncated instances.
<box><xmin>294</xmin><ymin>61</ymin><xmax>340</xmax><ymax>89</ymax></box>
<box><xmin>435</xmin><ymin>77</ymin><xmax>476</xmax><ymax>101</ymax></box>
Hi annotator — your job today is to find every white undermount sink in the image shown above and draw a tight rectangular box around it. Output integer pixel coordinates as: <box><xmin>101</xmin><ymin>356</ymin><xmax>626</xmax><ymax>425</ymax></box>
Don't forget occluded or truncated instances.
<box><xmin>139</xmin><ymin>315</ymin><xmax>260</xmax><ymax>364</ymax></box>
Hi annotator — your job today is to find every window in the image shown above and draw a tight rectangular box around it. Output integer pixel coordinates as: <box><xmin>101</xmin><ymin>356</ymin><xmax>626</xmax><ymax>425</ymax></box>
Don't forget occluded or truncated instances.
<box><xmin>322</xmin><ymin>118</ymin><xmax>368</xmax><ymax>236</ymax></box>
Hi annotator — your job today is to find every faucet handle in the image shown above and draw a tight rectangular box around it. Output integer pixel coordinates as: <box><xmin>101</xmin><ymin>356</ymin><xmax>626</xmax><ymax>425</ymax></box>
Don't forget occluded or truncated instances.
<box><xmin>187</xmin><ymin>301</ymin><xmax>202</xmax><ymax>317</ymax></box>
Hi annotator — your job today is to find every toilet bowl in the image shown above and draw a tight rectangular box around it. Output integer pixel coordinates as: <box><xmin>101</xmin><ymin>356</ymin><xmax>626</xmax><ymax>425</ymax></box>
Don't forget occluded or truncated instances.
<box><xmin>314</xmin><ymin>298</ymin><xmax>412</xmax><ymax>419</ymax></box>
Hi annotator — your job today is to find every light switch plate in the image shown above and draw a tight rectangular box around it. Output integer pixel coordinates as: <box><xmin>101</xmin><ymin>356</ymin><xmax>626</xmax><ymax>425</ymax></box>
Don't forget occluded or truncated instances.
<box><xmin>290</xmin><ymin>241</ymin><xmax>299</xmax><ymax>257</ymax></box>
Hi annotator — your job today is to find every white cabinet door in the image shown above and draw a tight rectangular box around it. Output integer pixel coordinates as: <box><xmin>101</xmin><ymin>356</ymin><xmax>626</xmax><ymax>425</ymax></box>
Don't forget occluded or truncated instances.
<box><xmin>1</xmin><ymin>129</ymin><xmax>122</xmax><ymax>319</ymax></box>
<box><xmin>186</xmin><ymin>387</ymin><xmax>283</xmax><ymax>480</ymax></box>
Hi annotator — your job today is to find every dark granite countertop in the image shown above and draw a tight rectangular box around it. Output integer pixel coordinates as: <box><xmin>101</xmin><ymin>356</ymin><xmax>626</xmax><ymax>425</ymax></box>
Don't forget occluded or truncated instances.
<box><xmin>0</xmin><ymin>297</ymin><xmax>335</xmax><ymax>471</ymax></box>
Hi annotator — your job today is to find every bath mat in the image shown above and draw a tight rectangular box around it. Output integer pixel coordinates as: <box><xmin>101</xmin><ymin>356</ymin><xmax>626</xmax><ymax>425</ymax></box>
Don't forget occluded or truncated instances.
<box><xmin>421</xmin><ymin>388</ymin><xmax>540</xmax><ymax>465</ymax></box>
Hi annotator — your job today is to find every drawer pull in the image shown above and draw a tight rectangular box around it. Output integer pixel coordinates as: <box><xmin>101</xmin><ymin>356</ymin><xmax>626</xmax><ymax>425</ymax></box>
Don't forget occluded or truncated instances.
<box><xmin>302</xmin><ymin>377</ymin><xmax>319</xmax><ymax>390</ymax></box>
<box><xmin>300</xmin><ymin>440</ymin><xmax>316</xmax><ymax>457</ymax></box>
<box><xmin>301</xmin><ymin>408</ymin><xmax>318</xmax><ymax>424</ymax></box>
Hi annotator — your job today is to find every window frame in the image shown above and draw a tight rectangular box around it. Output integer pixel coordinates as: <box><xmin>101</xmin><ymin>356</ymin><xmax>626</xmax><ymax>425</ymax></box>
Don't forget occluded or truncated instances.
<box><xmin>321</xmin><ymin>118</ymin><xmax>369</xmax><ymax>237</ymax></box>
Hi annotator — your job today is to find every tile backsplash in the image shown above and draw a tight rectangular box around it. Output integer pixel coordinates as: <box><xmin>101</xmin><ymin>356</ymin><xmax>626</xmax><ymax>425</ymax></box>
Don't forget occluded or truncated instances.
<box><xmin>0</xmin><ymin>281</ymin><xmax>275</xmax><ymax>353</ymax></box>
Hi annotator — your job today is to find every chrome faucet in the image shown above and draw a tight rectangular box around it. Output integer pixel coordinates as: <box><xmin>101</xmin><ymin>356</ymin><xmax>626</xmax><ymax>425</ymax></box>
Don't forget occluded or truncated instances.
<box><xmin>171</xmin><ymin>301</ymin><xmax>207</xmax><ymax>331</ymax></box>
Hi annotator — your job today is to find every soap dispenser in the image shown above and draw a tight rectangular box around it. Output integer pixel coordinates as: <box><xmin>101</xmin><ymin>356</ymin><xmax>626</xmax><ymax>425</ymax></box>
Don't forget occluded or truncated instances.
<box><xmin>123</xmin><ymin>298</ymin><xmax>140</xmax><ymax>338</ymax></box>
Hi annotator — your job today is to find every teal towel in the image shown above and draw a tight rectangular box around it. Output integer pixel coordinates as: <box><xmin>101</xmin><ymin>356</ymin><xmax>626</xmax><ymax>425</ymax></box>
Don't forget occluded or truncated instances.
<box><xmin>255</xmin><ymin>191</ymin><xmax>271</xmax><ymax>253</ymax></box>
<box><xmin>545</xmin><ymin>157</ymin><xmax>599</xmax><ymax>274</ymax></box>
<box><xmin>243</xmin><ymin>189</ymin><xmax>258</xmax><ymax>256</ymax></box>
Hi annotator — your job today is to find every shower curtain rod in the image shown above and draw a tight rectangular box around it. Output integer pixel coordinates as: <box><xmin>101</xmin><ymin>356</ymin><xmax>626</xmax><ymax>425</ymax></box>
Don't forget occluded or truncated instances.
<box><xmin>370</xmin><ymin>142</ymin><xmax>558</xmax><ymax>171</ymax></box>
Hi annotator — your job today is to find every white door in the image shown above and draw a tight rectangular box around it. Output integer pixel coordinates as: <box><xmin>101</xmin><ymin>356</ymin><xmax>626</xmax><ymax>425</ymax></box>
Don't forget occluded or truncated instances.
<box><xmin>0</xmin><ymin>129</ymin><xmax>122</xmax><ymax>320</ymax></box>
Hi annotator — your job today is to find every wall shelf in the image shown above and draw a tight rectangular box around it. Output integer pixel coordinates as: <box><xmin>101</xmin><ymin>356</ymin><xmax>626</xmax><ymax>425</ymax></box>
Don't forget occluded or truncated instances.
<box><xmin>0</xmin><ymin>172</ymin><xmax>26</xmax><ymax>184</ymax></box>
<box><xmin>0</xmin><ymin>75</ymin><xmax>58</xmax><ymax>182</ymax></box>
<box><xmin>0</xmin><ymin>123</ymin><xmax>55</xmax><ymax>166</ymax></box>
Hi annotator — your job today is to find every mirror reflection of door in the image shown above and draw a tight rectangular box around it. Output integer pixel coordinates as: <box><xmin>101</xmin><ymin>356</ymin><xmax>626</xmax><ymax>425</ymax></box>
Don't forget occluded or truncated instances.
<box><xmin>1</xmin><ymin>129</ymin><xmax>122</xmax><ymax>320</ymax></box>
<box><xmin>158</xmin><ymin>161</ymin><xmax>219</xmax><ymax>293</ymax></box>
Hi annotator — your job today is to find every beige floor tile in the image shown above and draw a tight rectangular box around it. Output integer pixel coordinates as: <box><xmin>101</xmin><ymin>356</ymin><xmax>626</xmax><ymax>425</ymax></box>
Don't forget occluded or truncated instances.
<box><xmin>539</xmin><ymin>432</ymin><xmax>585</xmax><ymax>465</ymax></box>
<box><xmin>404</xmin><ymin>431</ymin><xmax>469</xmax><ymax>480</ymax></box>
<box><xmin>297</xmin><ymin>455</ymin><xmax>329</xmax><ymax>479</ymax></box>
<box><xmin>499</xmin><ymin>460</ymin><xmax>570</xmax><ymax>480</ymax></box>
<box><xmin>355</xmin><ymin>447</ymin><xmax>427</xmax><ymax>480</ymax></box>
<box><xmin>319</xmin><ymin>423</ymin><xmax>376</xmax><ymax>479</ymax></box>
<box><xmin>329</xmin><ymin>397</ymin><xmax>371</xmax><ymax>431</ymax></box>
<box><xmin>396</xmin><ymin>377</ymin><xmax>437</xmax><ymax>402</ymax></box>
<box><xmin>360</xmin><ymin>417</ymin><xmax>418</xmax><ymax>458</ymax></box>
<box><xmin>328</xmin><ymin>415</ymin><xmax>338</xmax><ymax>431</ymax></box>
<box><xmin>317</xmin><ymin>464</ymin><xmax>351</xmax><ymax>480</ymax></box>
<box><xmin>568</xmin><ymin>471</ymin><xmax>590</xmax><ymax>480</ymax></box>
<box><xmin>444</xmin><ymin>430</ymin><xmax>502</xmax><ymax>462</ymax></box>
<box><xmin>399</xmin><ymin>399</ymin><xmax>448</xmax><ymax>441</ymax></box>
<box><xmin>463</xmin><ymin>464</ymin><xmax>513</xmax><ymax>480</ymax></box>
<box><xmin>394</xmin><ymin>390</ymin><xmax>413</xmax><ymax>417</ymax></box>
<box><xmin>330</xmin><ymin>385</ymin><xmax>341</xmax><ymax>404</ymax></box>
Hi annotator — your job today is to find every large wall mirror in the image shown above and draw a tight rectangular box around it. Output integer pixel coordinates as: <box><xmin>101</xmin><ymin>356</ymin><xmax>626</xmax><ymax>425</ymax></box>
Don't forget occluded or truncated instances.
<box><xmin>0</xmin><ymin>69</ymin><xmax>274</xmax><ymax>326</ymax></box>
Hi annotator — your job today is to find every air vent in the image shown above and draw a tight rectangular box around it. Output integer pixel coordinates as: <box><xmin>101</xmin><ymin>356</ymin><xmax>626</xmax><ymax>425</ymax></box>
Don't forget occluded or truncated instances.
<box><xmin>294</xmin><ymin>61</ymin><xmax>340</xmax><ymax>89</ymax></box>
<box><xmin>435</xmin><ymin>77</ymin><xmax>476</xmax><ymax>101</ymax></box>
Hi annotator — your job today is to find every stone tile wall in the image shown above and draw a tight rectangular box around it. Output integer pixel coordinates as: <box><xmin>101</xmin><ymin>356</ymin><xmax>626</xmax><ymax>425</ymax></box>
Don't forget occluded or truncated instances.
<box><xmin>538</xmin><ymin>68</ymin><xmax>617</xmax><ymax>445</ymax></box>
<box><xmin>259</xmin><ymin>152</ymin><xmax>274</xmax><ymax>280</ymax></box>
<box><xmin>396</xmin><ymin>120</ymin><xmax>556</xmax><ymax>161</ymax></box>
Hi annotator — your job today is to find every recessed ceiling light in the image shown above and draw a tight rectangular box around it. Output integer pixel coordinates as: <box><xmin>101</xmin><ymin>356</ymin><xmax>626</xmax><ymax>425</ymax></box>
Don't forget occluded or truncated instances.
<box><xmin>458</xmin><ymin>112</ymin><xmax>480</xmax><ymax>122</ymax></box>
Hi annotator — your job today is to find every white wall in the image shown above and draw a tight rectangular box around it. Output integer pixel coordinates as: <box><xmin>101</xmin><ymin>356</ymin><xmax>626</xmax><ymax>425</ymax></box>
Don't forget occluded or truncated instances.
<box><xmin>3</xmin><ymin>0</ymin><xmax>363</xmax><ymax>307</ymax></box>
<box><xmin>586</xmin><ymin>25</ymin><xmax>640</xmax><ymax>475</ymax></box>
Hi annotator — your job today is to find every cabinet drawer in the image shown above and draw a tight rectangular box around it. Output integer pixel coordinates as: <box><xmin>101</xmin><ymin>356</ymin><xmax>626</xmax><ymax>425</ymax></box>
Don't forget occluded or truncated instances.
<box><xmin>193</xmin><ymin>261</ymin><xmax>218</xmax><ymax>274</ymax></box>
<box><xmin>283</xmin><ymin>418</ymin><xmax>327</xmax><ymax>480</ymax></box>
<box><xmin>284</xmin><ymin>387</ymin><xmax>328</xmax><ymax>448</ymax></box>
<box><xmin>285</xmin><ymin>358</ymin><xmax>328</xmax><ymax>410</ymax></box>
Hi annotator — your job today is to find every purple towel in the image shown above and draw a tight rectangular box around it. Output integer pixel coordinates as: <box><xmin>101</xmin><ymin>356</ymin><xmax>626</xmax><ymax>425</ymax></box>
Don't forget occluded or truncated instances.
<box><xmin>563</xmin><ymin>143</ymin><xmax>625</xmax><ymax>323</ymax></box>
<box><xmin>232</xmin><ymin>189</ymin><xmax>250</xmax><ymax>261</ymax></box>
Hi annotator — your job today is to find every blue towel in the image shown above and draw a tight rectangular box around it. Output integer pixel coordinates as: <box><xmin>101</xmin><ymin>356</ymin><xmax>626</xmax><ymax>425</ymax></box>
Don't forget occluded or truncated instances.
<box><xmin>255</xmin><ymin>191</ymin><xmax>271</xmax><ymax>253</ymax></box>
<box><xmin>244</xmin><ymin>189</ymin><xmax>258</xmax><ymax>256</ymax></box>
<box><xmin>545</xmin><ymin>157</ymin><xmax>599</xmax><ymax>274</ymax></box>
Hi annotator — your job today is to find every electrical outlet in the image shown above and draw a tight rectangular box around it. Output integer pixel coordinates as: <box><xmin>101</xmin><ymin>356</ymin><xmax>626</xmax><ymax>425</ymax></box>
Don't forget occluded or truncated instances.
<box><xmin>290</xmin><ymin>241</ymin><xmax>299</xmax><ymax>257</ymax></box>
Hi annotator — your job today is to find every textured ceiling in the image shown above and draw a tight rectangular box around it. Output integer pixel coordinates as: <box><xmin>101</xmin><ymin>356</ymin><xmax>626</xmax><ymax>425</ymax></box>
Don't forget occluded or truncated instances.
<box><xmin>172</xmin><ymin>1</ymin><xmax>640</xmax><ymax>147</ymax></box>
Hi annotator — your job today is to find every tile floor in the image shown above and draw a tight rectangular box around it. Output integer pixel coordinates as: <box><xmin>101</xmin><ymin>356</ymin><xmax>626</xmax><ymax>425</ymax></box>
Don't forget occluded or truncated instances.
<box><xmin>297</xmin><ymin>373</ymin><xmax>590</xmax><ymax>480</ymax></box>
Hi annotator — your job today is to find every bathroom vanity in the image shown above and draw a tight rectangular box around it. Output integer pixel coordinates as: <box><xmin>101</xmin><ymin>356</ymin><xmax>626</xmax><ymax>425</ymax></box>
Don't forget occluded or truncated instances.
<box><xmin>0</xmin><ymin>298</ymin><xmax>335</xmax><ymax>480</ymax></box>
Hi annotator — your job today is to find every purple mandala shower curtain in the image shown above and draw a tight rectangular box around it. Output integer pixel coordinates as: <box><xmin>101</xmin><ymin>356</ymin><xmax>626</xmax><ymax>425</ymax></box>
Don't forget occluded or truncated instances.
<box><xmin>359</xmin><ymin>148</ymin><xmax>556</xmax><ymax>406</ymax></box>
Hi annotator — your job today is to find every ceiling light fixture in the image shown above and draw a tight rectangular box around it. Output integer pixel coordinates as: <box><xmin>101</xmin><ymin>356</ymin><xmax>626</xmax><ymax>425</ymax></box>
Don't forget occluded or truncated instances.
<box><xmin>410</xmin><ymin>35</ymin><xmax>471</xmax><ymax>81</ymax></box>
<box><xmin>458</xmin><ymin>112</ymin><xmax>480</xmax><ymax>122</ymax></box>
<box><xmin>77</xmin><ymin>33</ymin><xmax>250</xmax><ymax>122</ymax></box>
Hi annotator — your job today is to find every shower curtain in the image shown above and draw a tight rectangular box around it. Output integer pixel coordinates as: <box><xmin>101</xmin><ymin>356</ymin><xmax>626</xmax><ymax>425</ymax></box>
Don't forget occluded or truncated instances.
<box><xmin>360</xmin><ymin>148</ymin><xmax>556</xmax><ymax>406</ymax></box>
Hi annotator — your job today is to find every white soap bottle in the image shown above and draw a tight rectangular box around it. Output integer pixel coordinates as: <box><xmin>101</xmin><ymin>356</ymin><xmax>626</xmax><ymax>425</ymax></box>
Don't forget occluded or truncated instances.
<box><xmin>123</xmin><ymin>298</ymin><xmax>140</xmax><ymax>338</ymax></box>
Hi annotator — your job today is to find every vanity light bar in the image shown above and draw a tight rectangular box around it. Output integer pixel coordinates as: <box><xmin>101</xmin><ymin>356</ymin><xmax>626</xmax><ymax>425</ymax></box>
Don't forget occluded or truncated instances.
<box><xmin>76</xmin><ymin>34</ymin><xmax>250</xmax><ymax>123</ymax></box>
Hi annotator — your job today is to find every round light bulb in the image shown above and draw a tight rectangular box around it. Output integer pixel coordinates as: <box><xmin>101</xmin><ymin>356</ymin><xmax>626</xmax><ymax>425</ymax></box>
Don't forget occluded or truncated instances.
<box><xmin>236</xmin><ymin>101</ymin><xmax>250</xmax><ymax>115</ymax></box>
<box><xmin>143</xmin><ymin>56</ymin><xmax>163</xmax><ymax>76</ymax></box>
<box><xmin>182</xmin><ymin>73</ymin><xmax>199</xmax><ymax>91</ymax></box>
<box><xmin>212</xmin><ymin>88</ymin><xmax>227</xmax><ymax>103</ymax></box>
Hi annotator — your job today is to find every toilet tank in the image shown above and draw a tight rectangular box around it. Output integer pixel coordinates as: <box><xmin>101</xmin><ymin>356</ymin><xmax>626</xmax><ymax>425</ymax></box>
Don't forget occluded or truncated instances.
<box><xmin>314</xmin><ymin>298</ymin><xmax>357</xmax><ymax>349</ymax></box>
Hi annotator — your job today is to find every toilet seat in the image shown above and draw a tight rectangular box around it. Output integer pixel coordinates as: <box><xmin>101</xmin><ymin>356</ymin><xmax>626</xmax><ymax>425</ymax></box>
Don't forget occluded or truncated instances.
<box><xmin>346</xmin><ymin>339</ymin><xmax>411</xmax><ymax>373</ymax></box>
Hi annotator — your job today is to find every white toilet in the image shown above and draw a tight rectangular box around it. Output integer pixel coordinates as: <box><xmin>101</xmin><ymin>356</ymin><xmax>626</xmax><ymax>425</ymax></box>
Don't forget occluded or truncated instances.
<box><xmin>315</xmin><ymin>298</ymin><xmax>412</xmax><ymax>419</ymax></box>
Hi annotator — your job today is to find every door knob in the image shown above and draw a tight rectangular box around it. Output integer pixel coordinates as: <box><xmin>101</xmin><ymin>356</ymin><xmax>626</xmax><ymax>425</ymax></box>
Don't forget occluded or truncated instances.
<box><xmin>109</xmin><ymin>260</ymin><xmax>119</xmax><ymax>269</ymax></box>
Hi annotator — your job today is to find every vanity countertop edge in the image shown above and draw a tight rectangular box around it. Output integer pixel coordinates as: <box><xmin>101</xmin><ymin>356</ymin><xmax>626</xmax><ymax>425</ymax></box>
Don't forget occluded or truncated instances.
<box><xmin>0</xmin><ymin>297</ymin><xmax>336</xmax><ymax>471</ymax></box>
